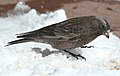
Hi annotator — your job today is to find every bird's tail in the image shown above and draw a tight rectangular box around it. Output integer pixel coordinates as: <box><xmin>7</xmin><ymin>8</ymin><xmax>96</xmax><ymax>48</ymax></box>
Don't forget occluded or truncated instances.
<box><xmin>6</xmin><ymin>38</ymin><xmax>33</xmax><ymax>46</ymax></box>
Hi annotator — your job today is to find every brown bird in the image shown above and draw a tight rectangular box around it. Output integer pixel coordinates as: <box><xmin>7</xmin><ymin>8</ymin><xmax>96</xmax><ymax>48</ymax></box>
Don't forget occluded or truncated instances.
<box><xmin>6</xmin><ymin>16</ymin><xmax>111</xmax><ymax>60</ymax></box>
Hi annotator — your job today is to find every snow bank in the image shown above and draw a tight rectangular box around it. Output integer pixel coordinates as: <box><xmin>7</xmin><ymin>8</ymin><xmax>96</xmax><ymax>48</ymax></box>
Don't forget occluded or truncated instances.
<box><xmin>0</xmin><ymin>1</ymin><xmax>120</xmax><ymax>76</ymax></box>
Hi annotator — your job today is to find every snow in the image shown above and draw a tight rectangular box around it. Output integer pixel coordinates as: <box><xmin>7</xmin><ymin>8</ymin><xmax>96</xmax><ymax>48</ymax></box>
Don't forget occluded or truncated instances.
<box><xmin>0</xmin><ymin>2</ymin><xmax>120</xmax><ymax>76</ymax></box>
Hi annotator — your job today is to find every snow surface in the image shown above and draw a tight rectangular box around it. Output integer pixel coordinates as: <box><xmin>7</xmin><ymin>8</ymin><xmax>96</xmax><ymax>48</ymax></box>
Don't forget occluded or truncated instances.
<box><xmin>0</xmin><ymin>2</ymin><xmax>120</xmax><ymax>76</ymax></box>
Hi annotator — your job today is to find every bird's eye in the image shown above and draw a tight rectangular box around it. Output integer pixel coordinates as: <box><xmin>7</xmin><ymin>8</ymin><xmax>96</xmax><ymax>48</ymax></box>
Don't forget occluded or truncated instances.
<box><xmin>101</xmin><ymin>25</ymin><xmax>105</xmax><ymax>29</ymax></box>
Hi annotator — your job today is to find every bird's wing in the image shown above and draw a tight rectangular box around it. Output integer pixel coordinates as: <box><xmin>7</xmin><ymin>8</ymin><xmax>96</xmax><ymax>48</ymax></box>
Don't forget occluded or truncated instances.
<box><xmin>17</xmin><ymin>18</ymin><xmax>84</xmax><ymax>41</ymax></box>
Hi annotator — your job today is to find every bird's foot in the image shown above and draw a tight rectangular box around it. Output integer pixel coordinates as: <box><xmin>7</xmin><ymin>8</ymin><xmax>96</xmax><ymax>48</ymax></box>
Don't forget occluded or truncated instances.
<box><xmin>63</xmin><ymin>50</ymin><xmax>86</xmax><ymax>60</ymax></box>
<box><xmin>76</xmin><ymin>54</ymin><xmax>86</xmax><ymax>60</ymax></box>
<box><xmin>81</xmin><ymin>46</ymin><xmax>94</xmax><ymax>48</ymax></box>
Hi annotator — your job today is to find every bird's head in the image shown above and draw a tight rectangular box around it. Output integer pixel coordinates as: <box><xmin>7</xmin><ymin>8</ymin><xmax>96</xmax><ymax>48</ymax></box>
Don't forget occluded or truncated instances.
<box><xmin>91</xmin><ymin>16</ymin><xmax>111</xmax><ymax>39</ymax></box>
<box><xmin>99</xmin><ymin>17</ymin><xmax>111</xmax><ymax>39</ymax></box>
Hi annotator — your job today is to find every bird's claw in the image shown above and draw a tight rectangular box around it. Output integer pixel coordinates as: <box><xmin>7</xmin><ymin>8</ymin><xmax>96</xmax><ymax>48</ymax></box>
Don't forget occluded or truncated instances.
<box><xmin>81</xmin><ymin>46</ymin><xmax>94</xmax><ymax>48</ymax></box>
<box><xmin>76</xmin><ymin>54</ymin><xmax>86</xmax><ymax>60</ymax></box>
<box><xmin>63</xmin><ymin>50</ymin><xmax>86</xmax><ymax>60</ymax></box>
<box><xmin>68</xmin><ymin>54</ymin><xmax>86</xmax><ymax>60</ymax></box>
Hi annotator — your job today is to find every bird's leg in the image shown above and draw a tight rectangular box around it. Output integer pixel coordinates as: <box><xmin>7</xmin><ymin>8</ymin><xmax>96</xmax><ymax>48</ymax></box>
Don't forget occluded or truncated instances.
<box><xmin>81</xmin><ymin>46</ymin><xmax>94</xmax><ymax>48</ymax></box>
<box><xmin>63</xmin><ymin>49</ymin><xmax>78</xmax><ymax>59</ymax></box>
<box><xmin>63</xmin><ymin>50</ymin><xmax>86</xmax><ymax>60</ymax></box>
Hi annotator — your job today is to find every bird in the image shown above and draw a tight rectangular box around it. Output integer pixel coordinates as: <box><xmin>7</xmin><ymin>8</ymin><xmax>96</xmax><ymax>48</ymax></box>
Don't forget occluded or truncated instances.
<box><xmin>6</xmin><ymin>16</ymin><xmax>111</xmax><ymax>60</ymax></box>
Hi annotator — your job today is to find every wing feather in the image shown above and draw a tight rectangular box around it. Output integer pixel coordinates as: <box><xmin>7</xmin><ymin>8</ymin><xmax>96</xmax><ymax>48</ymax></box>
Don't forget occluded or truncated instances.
<box><xmin>16</xmin><ymin>17</ymin><xmax>85</xmax><ymax>41</ymax></box>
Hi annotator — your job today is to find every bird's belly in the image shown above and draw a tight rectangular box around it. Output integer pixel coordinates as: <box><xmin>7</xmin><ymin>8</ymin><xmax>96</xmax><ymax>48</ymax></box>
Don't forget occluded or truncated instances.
<box><xmin>49</xmin><ymin>36</ymin><xmax>95</xmax><ymax>50</ymax></box>
<box><xmin>49</xmin><ymin>40</ymin><xmax>84</xmax><ymax>50</ymax></box>
<box><xmin>49</xmin><ymin>41</ymin><xmax>74</xmax><ymax>49</ymax></box>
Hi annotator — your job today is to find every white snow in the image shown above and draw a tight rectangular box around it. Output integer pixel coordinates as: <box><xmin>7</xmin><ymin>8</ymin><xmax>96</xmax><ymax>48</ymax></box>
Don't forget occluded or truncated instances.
<box><xmin>0</xmin><ymin>2</ymin><xmax>120</xmax><ymax>76</ymax></box>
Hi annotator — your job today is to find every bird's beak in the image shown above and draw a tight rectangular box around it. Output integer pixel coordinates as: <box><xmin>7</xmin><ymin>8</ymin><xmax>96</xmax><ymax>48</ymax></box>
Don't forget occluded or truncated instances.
<box><xmin>103</xmin><ymin>30</ymin><xmax>110</xmax><ymax>39</ymax></box>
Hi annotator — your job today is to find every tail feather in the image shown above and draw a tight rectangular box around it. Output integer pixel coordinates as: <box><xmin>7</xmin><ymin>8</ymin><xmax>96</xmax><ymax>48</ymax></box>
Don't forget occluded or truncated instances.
<box><xmin>6</xmin><ymin>38</ymin><xmax>33</xmax><ymax>46</ymax></box>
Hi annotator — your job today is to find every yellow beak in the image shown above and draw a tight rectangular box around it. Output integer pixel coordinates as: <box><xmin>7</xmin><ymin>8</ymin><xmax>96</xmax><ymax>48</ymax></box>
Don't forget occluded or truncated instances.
<box><xmin>104</xmin><ymin>30</ymin><xmax>110</xmax><ymax>39</ymax></box>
